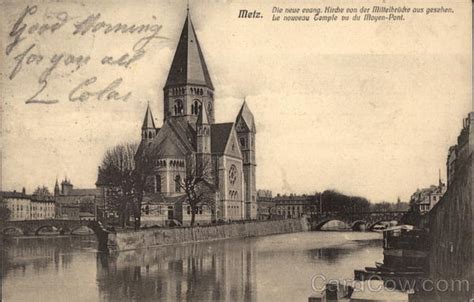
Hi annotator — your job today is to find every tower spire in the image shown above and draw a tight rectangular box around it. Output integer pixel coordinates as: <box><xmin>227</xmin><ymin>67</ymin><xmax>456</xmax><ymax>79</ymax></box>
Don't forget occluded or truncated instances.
<box><xmin>142</xmin><ymin>102</ymin><xmax>156</xmax><ymax>129</ymax></box>
<box><xmin>142</xmin><ymin>103</ymin><xmax>156</xmax><ymax>141</ymax></box>
<box><xmin>164</xmin><ymin>13</ymin><xmax>214</xmax><ymax>89</ymax></box>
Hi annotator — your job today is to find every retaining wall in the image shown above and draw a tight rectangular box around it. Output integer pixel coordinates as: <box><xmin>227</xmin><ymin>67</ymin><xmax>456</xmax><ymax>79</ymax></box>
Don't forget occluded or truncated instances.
<box><xmin>426</xmin><ymin>155</ymin><xmax>472</xmax><ymax>300</ymax></box>
<box><xmin>105</xmin><ymin>218</ymin><xmax>309</xmax><ymax>251</ymax></box>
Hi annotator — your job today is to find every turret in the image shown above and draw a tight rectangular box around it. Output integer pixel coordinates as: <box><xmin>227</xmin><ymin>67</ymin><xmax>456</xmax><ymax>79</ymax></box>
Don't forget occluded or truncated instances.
<box><xmin>196</xmin><ymin>106</ymin><xmax>211</xmax><ymax>176</ymax></box>
<box><xmin>61</xmin><ymin>178</ymin><xmax>73</xmax><ymax>196</ymax></box>
<box><xmin>142</xmin><ymin>103</ymin><xmax>156</xmax><ymax>141</ymax></box>
<box><xmin>54</xmin><ymin>178</ymin><xmax>60</xmax><ymax>196</ymax></box>
<box><xmin>235</xmin><ymin>101</ymin><xmax>257</xmax><ymax>219</ymax></box>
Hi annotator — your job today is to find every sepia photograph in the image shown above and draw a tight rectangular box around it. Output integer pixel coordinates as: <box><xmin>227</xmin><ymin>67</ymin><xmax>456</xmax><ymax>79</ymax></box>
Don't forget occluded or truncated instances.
<box><xmin>0</xmin><ymin>0</ymin><xmax>472</xmax><ymax>301</ymax></box>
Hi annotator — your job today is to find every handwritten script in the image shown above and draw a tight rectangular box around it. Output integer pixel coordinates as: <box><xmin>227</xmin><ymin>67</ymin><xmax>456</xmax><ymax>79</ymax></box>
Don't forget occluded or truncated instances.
<box><xmin>5</xmin><ymin>5</ymin><xmax>167</xmax><ymax>104</ymax></box>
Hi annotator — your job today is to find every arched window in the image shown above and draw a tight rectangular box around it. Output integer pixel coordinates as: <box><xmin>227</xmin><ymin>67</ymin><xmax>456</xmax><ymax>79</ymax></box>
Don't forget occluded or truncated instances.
<box><xmin>191</xmin><ymin>100</ymin><xmax>202</xmax><ymax>115</ymax></box>
<box><xmin>175</xmin><ymin>175</ymin><xmax>181</xmax><ymax>192</ymax></box>
<box><xmin>174</xmin><ymin>100</ymin><xmax>184</xmax><ymax>115</ymax></box>
<box><xmin>240</xmin><ymin>137</ymin><xmax>246</xmax><ymax>147</ymax></box>
<box><xmin>155</xmin><ymin>175</ymin><xmax>161</xmax><ymax>193</ymax></box>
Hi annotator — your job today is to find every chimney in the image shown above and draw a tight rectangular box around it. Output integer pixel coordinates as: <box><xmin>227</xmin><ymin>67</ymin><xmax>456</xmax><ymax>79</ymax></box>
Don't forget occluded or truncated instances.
<box><xmin>22</xmin><ymin>187</ymin><xmax>26</xmax><ymax>194</ymax></box>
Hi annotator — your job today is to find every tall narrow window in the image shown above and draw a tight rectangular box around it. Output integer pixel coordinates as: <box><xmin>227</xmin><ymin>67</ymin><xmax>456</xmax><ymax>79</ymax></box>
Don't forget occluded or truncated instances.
<box><xmin>174</xmin><ymin>100</ymin><xmax>184</xmax><ymax>115</ymax></box>
<box><xmin>191</xmin><ymin>100</ymin><xmax>202</xmax><ymax>115</ymax></box>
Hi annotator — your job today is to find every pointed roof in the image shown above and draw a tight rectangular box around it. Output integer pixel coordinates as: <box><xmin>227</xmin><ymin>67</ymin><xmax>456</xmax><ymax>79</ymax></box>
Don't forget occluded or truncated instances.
<box><xmin>165</xmin><ymin>13</ymin><xmax>214</xmax><ymax>90</ymax></box>
<box><xmin>197</xmin><ymin>106</ymin><xmax>209</xmax><ymax>125</ymax></box>
<box><xmin>236</xmin><ymin>101</ymin><xmax>256</xmax><ymax>133</ymax></box>
<box><xmin>142</xmin><ymin>104</ymin><xmax>156</xmax><ymax>129</ymax></box>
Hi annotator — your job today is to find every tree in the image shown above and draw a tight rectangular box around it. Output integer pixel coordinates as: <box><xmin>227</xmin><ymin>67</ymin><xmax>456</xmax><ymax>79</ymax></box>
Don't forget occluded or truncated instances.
<box><xmin>174</xmin><ymin>157</ymin><xmax>217</xmax><ymax>226</ymax></box>
<box><xmin>371</xmin><ymin>201</ymin><xmax>393</xmax><ymax>212</ymax></box>
<box><xmin>98</xmin><ymin>143</ymin><xmax>138</xmax><ymax>227</ymax></box>
<box><xmin>0</xmin><ymin>206</ymin><xmax>11</xmax><ymax>223</ymax></box>
<box><xmin>33</xmin><ymin>186</ymin><xmax>51</xmax><ymax>197</ymax></box>
<box><xmin>98</xmin><ymin>142</ymin><xmax>154</xmax><ymax>229</ymax></box>
<box><xmin>133</xmin><ymin>154</ymin><xmax>155</xmax><ymax>229</ymax></box>
<box><xmin>320</xmin><ymin>190</ymin><xmax>370</xmax><ymax>213</ymax></box>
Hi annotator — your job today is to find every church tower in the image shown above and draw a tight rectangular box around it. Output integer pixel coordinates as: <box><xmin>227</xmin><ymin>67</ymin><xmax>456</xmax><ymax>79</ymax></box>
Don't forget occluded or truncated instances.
<box><xmin>163</xmin><ymin>12</ymin><xmax>215</xmax><ymax>125</ymax></box>
<box><xmin>196</xmin><ymin>106</ymin><xmax>212</xmax><ymax>176</ymax></box>
<box><xmin>141</xmin><ymin>103</ymin><xmax>156</xmax><ymax>141</ymax></box>
<box><xmin>235</xmin><ymin>101</ymin><xmax>257</xmax><ymax>219</ymax></box>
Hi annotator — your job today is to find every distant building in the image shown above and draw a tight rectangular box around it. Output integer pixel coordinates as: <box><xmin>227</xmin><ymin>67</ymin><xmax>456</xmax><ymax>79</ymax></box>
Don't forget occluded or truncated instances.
<box><xmin>446</xmin><ymin>112</ymin><xmax>474</xmax><ymax>188</ymax></box>
<box><xmin>273</xmin><ymin>194</ymin><xmax>318</xmax><ymax>219</ymax></box>
<box><xmin>0</xmin><ymin>189</ymin><xmax>55</xmax><ymax>221</ymax></box>
<box><xmin>54</xmin><ymin>178</ymin><xmax>100</xmax><ymax>220</ymax></box>
<box><xmin>256</xmin><ymin>190</ymin><xmax>274</xmax><ymax>220</ymax></box>
<box><xmin>257</xmin><ymin>192</ymin><xmax>318</xmax><ymax>220</ymax></box>
<box><xmin>410</xmin><ymin>180</ymin><xmax>447</xmax><ymax>214</ymax></box>
<box><xmin>446</xmin><ymin>145</ymin><xmax>457</xmax><ymax>187</ymax></box>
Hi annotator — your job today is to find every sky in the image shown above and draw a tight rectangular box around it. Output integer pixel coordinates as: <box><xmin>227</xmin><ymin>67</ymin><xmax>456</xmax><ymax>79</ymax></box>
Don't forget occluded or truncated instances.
<box><xmin>0</xmin><ymin>0</ymin><xmax>472</xmax><ymax>202</ymax></box>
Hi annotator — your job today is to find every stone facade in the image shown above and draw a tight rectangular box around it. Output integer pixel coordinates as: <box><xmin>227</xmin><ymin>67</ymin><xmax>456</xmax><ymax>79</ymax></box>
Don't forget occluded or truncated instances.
<box><xmin>0</xmin><ymin>190</ymin><xmax>55</xmax><ymax>221</ymax></box>
<box><xmin>257</xmin><ymin>192</ymin><xmax>319</xmax><ymax>220</ymax></box>
<box><xmin>135</xmin><ymin>12</ymin><xmax>257</xmax><ymax>223</ymax></box>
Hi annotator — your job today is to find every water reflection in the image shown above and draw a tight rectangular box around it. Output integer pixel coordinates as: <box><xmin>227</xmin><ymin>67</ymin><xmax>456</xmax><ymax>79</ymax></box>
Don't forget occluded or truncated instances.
<box><xmin>2</xmin><ymin>232</ymin><xmax>382</xmax><ymax>302</ymax></box>
<box><xmin>307</xmin><ymin>239</ymin><xmax>381</xmax><ymax>263</ymax></box>
<box><xmin>2</xmin><ymin>236</ymin><xmax>95</xmax><ymax>276</ymax></box>
<box><xmin>96</xmin><ymin>240</ymin><xmax>256</xmax><ymax>301</ymax></box>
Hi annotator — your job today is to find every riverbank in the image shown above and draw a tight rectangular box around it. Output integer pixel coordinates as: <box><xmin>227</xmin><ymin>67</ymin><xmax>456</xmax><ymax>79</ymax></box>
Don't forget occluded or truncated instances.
<box><xmin>103</xmin><ymin>218</ymin><xmax>310</xmax><ymax>251</ymax></box>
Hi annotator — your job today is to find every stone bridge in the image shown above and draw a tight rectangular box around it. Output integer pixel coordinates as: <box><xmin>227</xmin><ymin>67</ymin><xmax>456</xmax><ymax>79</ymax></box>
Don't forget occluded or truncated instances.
<box><xmin>1</xmin><ymin>219</ymin><xmax>93</xmax><ymax>236</ymax></box>
<box><xmin>308</xmin><ymin>211</ymin><xmax>408</xmax><ymax>231</ymax></box>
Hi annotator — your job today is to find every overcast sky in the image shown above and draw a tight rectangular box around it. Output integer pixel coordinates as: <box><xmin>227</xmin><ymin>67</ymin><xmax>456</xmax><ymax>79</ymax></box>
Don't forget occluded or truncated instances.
<box><xmin>1</xmin><ymin>0</ymin><xmax>472</xmax><ymax>202</ymax></box>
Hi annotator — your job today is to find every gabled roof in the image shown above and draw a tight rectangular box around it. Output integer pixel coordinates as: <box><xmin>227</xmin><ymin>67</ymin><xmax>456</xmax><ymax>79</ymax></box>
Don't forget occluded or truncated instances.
<box><xmin>138</xmin><ymin>118</ymin><xmax>196</xmax><ymax>159</ymax></box>
<box><xmin>142</xmin><ymin>104</ymin><xmax>156</xmax><ymax>129</ymax></box>
<box><xmin>235</xmin><ymin>101</ymin><xmax>256</xmax><ymax>133</ymax></box>
<box><xmin>211</xmin><ymin>123</ymin><xmax>234</xmax><ymax>154</ymax></box>
<box><xmin>165</xmin><ymin>13</ymin><xmax>214</xmax><ymax>89</ymax></box>
<box><xmin>167</xmin><ymin>118</ymin><xmax>196</xmax><ymax>151</ymax></box>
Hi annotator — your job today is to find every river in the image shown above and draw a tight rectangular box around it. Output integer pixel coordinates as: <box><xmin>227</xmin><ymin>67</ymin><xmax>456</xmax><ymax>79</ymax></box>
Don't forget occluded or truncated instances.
<box><xmin>1</xmin><ymin>232</ymin><xmax>382</xmax><ymax>301</ymax></box>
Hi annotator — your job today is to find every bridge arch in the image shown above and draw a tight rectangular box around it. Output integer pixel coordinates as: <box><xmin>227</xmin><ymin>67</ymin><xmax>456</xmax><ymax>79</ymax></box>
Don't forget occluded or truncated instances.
<box><xmin>351</xmin><ymin>220</ymin><xmax>367</xmax><ymax>231</ymax></box>
<box><xmin>70</xmin><ymin>225</ymin><xmax>94</xmax><ymax>235</ymax></box>
<box><xmin>315</xmin><ymin>219</ymin><xmax>348</xmax><ymax>231</ymax></box>
<box><xmin>368</xmin><ymin>220</ymin><xmax>398</xmax><ymax>231</ymax></box>
<box><xmin>35</xmin><ymin>225</ymin><xmax>58</xmax><ymax>235</ymax></box>
<box><xmin>2</xmin><ymin>226</ymin><xmax>24</xmax><ymax>236</ymax></box>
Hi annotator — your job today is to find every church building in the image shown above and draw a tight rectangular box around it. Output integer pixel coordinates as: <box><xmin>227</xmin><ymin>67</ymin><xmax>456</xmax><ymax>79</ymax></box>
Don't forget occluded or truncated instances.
<box><xmin>136</xmin><ymin>12</ymin><xmax>257</xmax><ymax>222</ymax></box>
